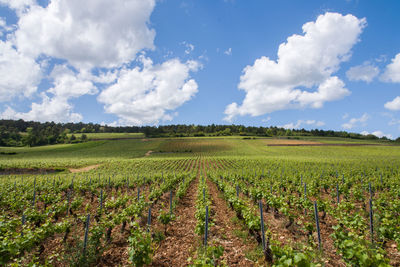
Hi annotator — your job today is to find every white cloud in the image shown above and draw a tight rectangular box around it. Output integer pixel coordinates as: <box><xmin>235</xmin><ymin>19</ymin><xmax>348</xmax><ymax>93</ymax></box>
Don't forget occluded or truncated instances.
<box><xmin>0</xmin><ymin>40</ymin><xmax>42</xmax><ymax>102</ymax></box>
<box><xmin>384</xmin><ymin>96</ymin><xmax>400</xmax><ymax>111</ymax></box>
<box><xmin>14</xmin><ymin>0</ymin><xmax>156</xmax><ymax>69</ymax></box>
<box><xmin>182</xmin><ymin>42</ymin><xmax>195</xmax><ymax>55</ymax></box>
<box><xmin>342</xmin><ymin>113</ymin><xmax>369</xmax><ymax>129</ymax></box>
<box><xmin>98</xmin><ymin>56</ymin><xmax>200</xmax><ymax>125</ymax></box>
<box><xmin>224</xmin><ymin>12</ymin><xmax>365</xmax><ymax>121</ymax></box>
<box><xmin>361</xmin><ymin>130</ymin><xmax>393</xmax><ymax>140</ymax></box>
<box><xmin>381</xmin><ymin>53</ymin><xmax>400</xmax><ymax>83</ymax></box>
<box><xmin>224</xmin><ymin>48</ymin><xmax>232</xmax><ymax>56</ymax></box>
<box><xmin>0</xmin><ymin>0</ymin><xmax>35</xmax><ymax>14</ymax></box>
<box><xmin>346</xmin><ymin>62</ymin><xmax>379</xmax><ymax>82</ymax></box>
<box><xmin>2</xmin><ymin>65</ymin><xmax>97</xmax><ymax>122</ymax></box>
<box><xmin>280</xmin><ymin>119</ymin><xmax>325</xmax><ymax>129</ymax></box>
<box><xmin>0</xmin><ymin>17</ymin><xmax>14</xmax><ymax>35</ymax></box>
<box><xmin>342</xmin><ymin>113</ymin><xmax>349</xmax><ymax>119</ymax></box>
<box><xmin>2</xmin><ymin>95</ymin><xmax>83</xmax><ymax>122</ymax></box>
<box><xmin>47</xmin><ymin>65</ymin><xmax>98</xmax><ymax>98</ymax></box>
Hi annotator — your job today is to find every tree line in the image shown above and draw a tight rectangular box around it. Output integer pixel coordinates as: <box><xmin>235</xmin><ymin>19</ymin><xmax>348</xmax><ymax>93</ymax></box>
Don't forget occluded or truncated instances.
<box><xmin>0</xmin><ymin>119</ymin><xmax>398</xmax><ymax>147</ymax></box>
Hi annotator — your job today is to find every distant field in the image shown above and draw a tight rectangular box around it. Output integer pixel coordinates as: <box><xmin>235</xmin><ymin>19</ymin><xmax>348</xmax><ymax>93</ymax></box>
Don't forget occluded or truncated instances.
<box><xmin>1</xmin><ymin>136</ymin><xmax>398</xmax><ymax>168</ymax></box>
<box><xmin>68</xmin><ymin>132</ymin><xmax>144</xmax><ymax>139</ymax></box>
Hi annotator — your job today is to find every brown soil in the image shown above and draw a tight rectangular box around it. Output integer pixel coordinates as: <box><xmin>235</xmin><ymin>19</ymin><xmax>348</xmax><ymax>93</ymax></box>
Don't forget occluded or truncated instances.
<box><xmin>145</xmin><ymin>150</ymin><xmax>153</xmax><ymax>156</ymax></box>
<box><xmin>386</xmin><ymin>241</ymin><xmax>400</xmax><ymax>266</ymax></box>
<box><xmin>69</xmin><ymin>164</ymin><xmax>102</xmax><ymax>173</ymax></box>
<box><xmin>0</xmin><ymin>168</ymin><xmax>63</xmax><ymax>175</ymax></box>
<box><xmin>267</xmin><ymin>143</ymin><xmax>385</xmax><ymax>146</ymax></box>
<box><xmin>151</xmin><ymin>167</ymin><xmax>200</xmax><ymax>266</ymax></box>
<box><xmin>206</xmin><ymin>172</ymin><xmax>259</xmax><ymax>266</ymax></box>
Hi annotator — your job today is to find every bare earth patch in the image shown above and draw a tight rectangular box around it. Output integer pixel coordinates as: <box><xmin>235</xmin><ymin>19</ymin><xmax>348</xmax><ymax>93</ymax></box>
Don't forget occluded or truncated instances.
<box><xmin>145</xmin><ymin>150</ymin><xmax>153</xmax><ymax>156</ymax></box>
<box><xmin>68</xmin><ymin>164</ymin><xmax>101</xmax><ymax>173</ymax></box>
<box><xmin>0</xmin><ymin>168</ymin><xmax>63</xmax><ymax>175</ymax></box>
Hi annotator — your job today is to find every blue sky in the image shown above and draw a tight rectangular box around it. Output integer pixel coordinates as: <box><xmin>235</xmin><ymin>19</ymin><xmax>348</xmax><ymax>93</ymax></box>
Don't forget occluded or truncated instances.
<box><xmin>0</xmin><ymin>0</ymin><xmax>399</xmax><ymax>139</ymax></box>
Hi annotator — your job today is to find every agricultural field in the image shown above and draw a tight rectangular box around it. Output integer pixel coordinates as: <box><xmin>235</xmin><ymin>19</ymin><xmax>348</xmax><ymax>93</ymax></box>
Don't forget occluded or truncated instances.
<box><xmin>0</xmin><ymin>137</ymin><xmax>400</xmax><ymax>266</ymax></box>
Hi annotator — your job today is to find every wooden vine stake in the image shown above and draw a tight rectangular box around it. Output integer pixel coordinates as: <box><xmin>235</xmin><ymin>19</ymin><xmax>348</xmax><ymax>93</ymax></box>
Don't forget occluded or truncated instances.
<box><xmin>204</xmin><ymin>206</ymin><xmax>209</xmax><ymax>247</ymax></box>
<box><xmin>147</xmin><ymin>207</ymin><xmax>151</xmax><ymax>232</ymax></box>
<box><xmin>169</xmin><ymin>190</ymin><xmax>173</xmax><ymax>214</ymax></box>
<box><xmin>304</xmin><ymin>183</ymin><xmax>307</xmax><ymax>215</ymax></box>
<box><xmin>314</xmin><ymin>201</ymin><xmax>322</xmax><ymax>250</ymax></box>
<box><xmin>369</xmin><ymin>198</ymin><xmax>374</xmax><ymax>244</ymax></box>
<box><xmin>137</xmin><ymin>187</ymin><xmax>140</xmax><ymax>201</ymax></box>
<box><xmin>236</xmin><ymin>185</ymin><xmax>239</xmax><ymax>197</ymax></box>
<box><xmin>21</xmin><ymin>212</ymin><xmax>25</xmax><ymax>237</ymax></box>
<box><xmin>83</xmin><ymin>214</ymin><xmax>90</xmax><ymax>254</ymax></box>
<box><xmin>336</xmin><ymin>183</ymin><xmax>340</xmax><ymax>204</ymax></box>
<box><xmin>259</xmin><ymin>201</ymin><xmax>266</xmax><ymax>252</ymax></box>
<box><xmin>259</xmin><ymin>200</ymin><xmax>272</xmax><ymax>261</ymax></box>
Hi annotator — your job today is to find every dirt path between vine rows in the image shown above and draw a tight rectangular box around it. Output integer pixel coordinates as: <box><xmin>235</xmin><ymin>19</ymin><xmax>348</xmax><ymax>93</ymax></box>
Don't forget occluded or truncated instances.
<box><xmin>205</xmin><ymin>167</ymin><xmax>259</xmax><ymax>266</ymax></box>
<box><xmin>151</xmin><ymin>163</ymin><xmax>200</xmax><ymax>266</ymax></box>
<box><xmin>68</xmin><ymin>164</ymin><xmax>101</xmax><ymax>173</ymax></box>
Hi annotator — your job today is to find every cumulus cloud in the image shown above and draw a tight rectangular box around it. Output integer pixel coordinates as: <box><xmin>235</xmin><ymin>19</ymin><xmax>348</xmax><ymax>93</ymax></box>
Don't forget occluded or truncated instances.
<box><xmin>0</xmin><ymin>0</ymin><xmax>35</xmax><ymax>14</ymax></box>
<box><xmin>98</xmin><ymin>56</ymin><xmax>200</xmax><ymax>125</ymax></box>
<box><xmin>14</xmin><ymin>0</ymin><xmax>156</xmax><ymax>69</ymax></box>
<box><xmin>384</xmin><ymin>96</ymin><xmax>400</xmax><ymax>111</ymax></box>
<box><xmin>346</xmin><ymin>62</ymin><xmax>379</xmax><ymax>82</ymax></box>
<box><xmin>361</xmin><ymin>130</ymin><xmax>393</xmax><ymax>140</ymax></box>
<box><xmin>2</xmin><ymin>65</ymin><xmax>97</xmax><ymax>122</ymax></box>
<box><xmin>2</xmin><ymin>95</ymin><xmax>83</xmax><ymax>122</ymax></box>
<box><xmin>0</xmin><ymin>40</ymin><xmax>42</xmax><ymax>101</ymax></box>
<box><xmin>279</xmin><ymin>120</ymin><xmax>325</xmax><ymax>129</ymax></box>
<box><xmin>381</xmin><ymin>53</ymin><xmax>400</xmax><ymax>83</ymax></box>
<box><xmin>0</xmin><ymin>17</ymin><xmax>14</xmax><ymax>35</ymax></box>
<box><xmin>342</xmin><ymin>113</ymin><xmax>369</xmax><ymax>129</ymax></box>
<box><xmin>224</xmin><ymin>12</ymin><xmax>366</xmax><ymax>122</ymax></box>
<box><xmin>1</xmin><ymin>0</ymin><xmax>199</xmax><ymax>124</ymax></box>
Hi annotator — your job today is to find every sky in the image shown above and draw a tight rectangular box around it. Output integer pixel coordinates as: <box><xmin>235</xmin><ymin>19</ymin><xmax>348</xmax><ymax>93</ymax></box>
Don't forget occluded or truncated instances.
<box><xmin>0</xmin><ymin>0</ymin><xmax>399</xmax><ymax>139</ymax></box>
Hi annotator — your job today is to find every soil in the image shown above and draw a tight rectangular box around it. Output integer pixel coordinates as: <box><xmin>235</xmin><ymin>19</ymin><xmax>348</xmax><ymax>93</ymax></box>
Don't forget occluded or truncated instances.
<box><xmin>145</xmin><ymin>150</ymin><xmax>153</xmax><ymax>156</ymax></box>
<box><xmin>267</xmin><ymin>143</ymin><xmax>386</xmax><ymax>146</ymax></box>
<box><xmin>69</xmin><ymin>164</ymin><xmax>102</xmax><ymax>173</ymax></box>
<box><xmin>0</xmin><ymin>168</ymin><xmax>64</xmax><ymax>175</ymax></box>
<box><xmin>205</xmin><ymin>169</ymin><xmax>260</xmax><ymax>266</ymax></box>
<box><xmin>151</xmin><ymin>163</ymin><xmax>200</xmax><ymax>266</ymax></box>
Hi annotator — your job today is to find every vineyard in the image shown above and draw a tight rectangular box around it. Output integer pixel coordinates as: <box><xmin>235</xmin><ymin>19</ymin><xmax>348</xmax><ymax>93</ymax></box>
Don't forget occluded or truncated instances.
<box><xmin>0</xmin><ymin>137</ymin><xmax>400</xmax><ymax>266</ymax></box>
